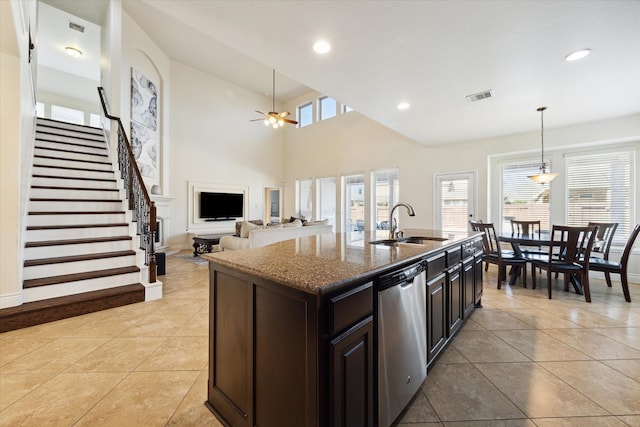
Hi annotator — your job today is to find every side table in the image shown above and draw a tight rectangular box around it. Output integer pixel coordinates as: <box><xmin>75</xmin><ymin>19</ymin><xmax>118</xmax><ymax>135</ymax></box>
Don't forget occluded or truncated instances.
<box><xmin>192</xmin><ymin>234</ymin><xmax>229</xmax><ymax>256</ymax></box>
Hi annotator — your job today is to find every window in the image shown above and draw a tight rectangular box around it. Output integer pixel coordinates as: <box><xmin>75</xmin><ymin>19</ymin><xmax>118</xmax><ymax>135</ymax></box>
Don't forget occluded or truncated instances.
<box><xmin>89</xmin><ymin>113</ymin><xmax>101</xmax><ymax>128</ymax></box>
<box><xmin>502</xmin><ymin>161</ymin><xmax>551</xmax><ymax>232</ymax></box>
<box><xmin>318</xmin><ymin>96</ymin><xmax>337</xmax><ymax>121</ymax></box>
<box><xmin>341</xmin><ymin>104</ymin><xmax>353</xmax><ymax>113</ymax></box>
<box><xmin>343</xmin><ymin>174</ymin><xmax>365</xmax><ymax>235</ymax></box>
<box><xmin>317</xmin><ymin>177</ymin><xmax>336</xmax><ymax>227</ymax></box>
<box><xmin>566</xmin><ymin>150</ymin><xmax>635</xmax><ymax>243</ymax></box>
<box><xmin>36</xmin><ymin>102</ymin><xmax>45</xmax><ymax>118</ymax></box>
<box><xmin>51</xmin><ymin>105</ymin><xmax>84</xmax><ymax>125</ymax></box>
<box><xmin>297</xmin><ymin>102</ymin><xmax>312</xmax><ymax>128</ymax></box>
<box><xmin>372</xmin><ymin>169</ymin><xmax>399</xmax><ymax>234</ymax></box>
<box><xmin>296</xmin><ymin>178</ymin><xmax>313</xmax><ymax>220</ymax></box>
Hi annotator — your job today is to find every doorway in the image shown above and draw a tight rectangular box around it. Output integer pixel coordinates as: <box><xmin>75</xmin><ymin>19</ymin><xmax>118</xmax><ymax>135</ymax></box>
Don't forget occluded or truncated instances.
<box><xmin>264</xmin><ymin>187</ymin><xmax>282</xmax><ymax>224</ymax></box>
<box><xmin>435</xmin><ymin>172</ymin><xmax>476</xmax><ymax>232</ymax></box>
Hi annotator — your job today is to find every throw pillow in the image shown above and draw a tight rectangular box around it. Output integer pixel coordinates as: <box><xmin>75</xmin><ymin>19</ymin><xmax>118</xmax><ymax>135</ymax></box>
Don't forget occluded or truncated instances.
<box><xmin>304</xmin><ymin>219</ymin><xmax>329</xmax><ymax>226</ymax></box>
<box><xmin>266</xmin><ymin>223</ymin><xmax>283</xmax><ymax>229</ymax></box>
<box><xmin>240</xmin><ymin>220</ymin><xmax>263</xmax><ymax>238</ymax></box>
<box><xmin>283</xmin><ymin>219</ymin><xmax>303</xmax><ymax>228</ymax></box>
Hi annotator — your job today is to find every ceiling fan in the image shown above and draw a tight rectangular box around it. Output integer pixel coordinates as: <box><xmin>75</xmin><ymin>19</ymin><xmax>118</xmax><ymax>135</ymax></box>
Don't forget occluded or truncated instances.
<box><xmin>251</xmin><ymin>69</ymin><xmax>298</xmax><ymax>128</ymax></box>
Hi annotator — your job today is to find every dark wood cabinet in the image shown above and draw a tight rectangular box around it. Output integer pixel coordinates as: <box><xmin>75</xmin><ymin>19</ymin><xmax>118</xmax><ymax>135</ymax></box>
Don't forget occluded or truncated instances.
<box><xmin>474</xmin><ymin>253</ymin><xmax>483</xmax><ymax>306</ymax></box>
<box><xmin>463</xmin><ymin>256</ymin><xmax>475</xmax><ymax>318</ymax></box>
<box><xmin>426</xmin><ymin>271</ymin><xmax>447</xmax><ymax>363</ymax></box>
<box><xmin>446</xmin><ymin>264</ymin><xmax>463</xmax><ymax>337</ymax></box>
<box><xmin>329</xmin><ymin>316</ymin><xmax>374</xmax><ymax>427</ymax></box>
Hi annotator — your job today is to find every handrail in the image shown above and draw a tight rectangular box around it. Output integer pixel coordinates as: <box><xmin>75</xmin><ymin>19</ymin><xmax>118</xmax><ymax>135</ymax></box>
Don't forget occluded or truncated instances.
<box><xmin>97</xmin><ymin>87</ymin><xmax>157</xmax><ymax>283</ymax></box>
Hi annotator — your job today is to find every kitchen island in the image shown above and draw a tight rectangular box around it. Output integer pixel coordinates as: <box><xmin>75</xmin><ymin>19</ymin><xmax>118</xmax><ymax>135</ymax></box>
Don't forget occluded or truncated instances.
<box><xmin>203</xmin><ymin>229</ymin><xmax>483</xmax><ymax>427</ymax></box>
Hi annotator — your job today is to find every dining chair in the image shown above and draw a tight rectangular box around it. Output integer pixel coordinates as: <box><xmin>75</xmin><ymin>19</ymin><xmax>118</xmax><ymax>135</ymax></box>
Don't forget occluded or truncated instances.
<box><xmin>531</xmin><ymin>225</ymin><xmax>597</xmax><ymax>302</ymax></box>
<box><xmin>510</xmin><ymin>219</ymin><xmax>545</xmax><ymax>280</ymax></box>
<box><xmin>471</xmin><ymin>221</ymin><xmax>528</xmax><ymax>289</ymax></box>
<box><xmin>587</xmin><ymin>222</ymin><xmax>618</xmax><ymax>286</ymax></box>
<box><xmin>588</xmin><ymin>223</ymin><xmax>639</xmax><ymax>303</ymax></box>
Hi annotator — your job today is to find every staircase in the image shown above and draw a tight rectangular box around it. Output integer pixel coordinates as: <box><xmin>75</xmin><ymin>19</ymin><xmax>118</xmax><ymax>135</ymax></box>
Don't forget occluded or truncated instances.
<box><xmin>0</xmin><ymin>118</ymin><xmax>149</xmax><ymax>332</ymax></box>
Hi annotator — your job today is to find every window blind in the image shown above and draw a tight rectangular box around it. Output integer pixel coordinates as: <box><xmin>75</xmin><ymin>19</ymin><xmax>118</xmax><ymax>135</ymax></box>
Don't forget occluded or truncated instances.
<box><xmin>502</xmin><ymin>162</ymin><xmax>551</xmax><ymax>232</ymax></box>
<box><xmin>566</xmin><ymin>150</ymin><xmax>634</xmax><ymax>243</ymax></box>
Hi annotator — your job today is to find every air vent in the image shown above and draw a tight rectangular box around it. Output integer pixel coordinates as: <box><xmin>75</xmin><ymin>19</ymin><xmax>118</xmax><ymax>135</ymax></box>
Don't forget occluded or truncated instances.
<box><xmin>69</xmin><ymin>22</ymin><xmax>85</xmax><ymax>33</ymax></box>
<box><xmin>466</xmin><ymin>90</ymin><xmax>493</xmax><ymax>103</ymax></box>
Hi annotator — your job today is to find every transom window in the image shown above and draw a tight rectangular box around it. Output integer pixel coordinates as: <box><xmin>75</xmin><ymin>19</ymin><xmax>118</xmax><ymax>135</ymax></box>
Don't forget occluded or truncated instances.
<box><xmin>297</xmin><ymin>102</ymin><xmax>313</xmax><ymax>128</ymax></box>
<box><xmin>318</xmin><ymin>96</ymin><xmax>337</xmax><ymax>121</ymax></box>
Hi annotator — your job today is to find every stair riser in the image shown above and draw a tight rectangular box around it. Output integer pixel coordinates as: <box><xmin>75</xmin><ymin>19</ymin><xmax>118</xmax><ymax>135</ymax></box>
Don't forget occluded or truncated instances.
<box><xmin>37</xmin><ymin>121</ymin><xmax>103</xmax><ymax>136</ymax></box>
<box><xmin>31</xmin><ymin>177</ymin><xmax>116</xmax><ymax>189</ymax></box>
<box><xmin>26</xmin><ymin>225</ymin><xmax>130</xmax><ymax>241</ymax></box>
<box><xmin>35</xmin><ymin>133</ymin><xmax>105</xmax><ymax>148</ymax></box>
<box><xmin>35</xmin><ymin>139</ymin><xmax>107</xmax><ymax>154</ymax></box>
<box><xmin>30</xmin><ymin>188</ymin><xmax>122</xmax><ymax>200</ymax></box>
<box><xmin>33</xmin><ymin>157</ymin><xmax>113</xmax><ymax>171</ymax></box>
<box><xmin>32</xmin><ymin>166</ymin><xmax>114</xmax><ymax>180</ymax></box>
<box><xmin>25</xmin><ymin>240</ymin><xmax>132</xmax><ymax>259</ymax></box>
<box><xmin>35</xmin><ymin>147</ymin><xmax>108</xmax><ymax>163</ymax></box>
<box><xmin>29</xmin><ymin>201</ymin><xmax>125</xmax><ymax>212</ymax></box>
<box><xmin>22</xmin><ymin>272</ymin><xmax>141</xmax><ymax>303</ymax></box>
<box><xmin>23</xmin><ymin>255</ymin><xmax>138</xmax><ymax>280</ymax></box>
<box><xmin>27</xmin><ymin>213</ymin><xmax>127</xmax><ymax>226</ymax></box>
<box><xmin>36</xmin><ymin>127</ymin><xmax>104</xmax><ymax>141</ymax></box>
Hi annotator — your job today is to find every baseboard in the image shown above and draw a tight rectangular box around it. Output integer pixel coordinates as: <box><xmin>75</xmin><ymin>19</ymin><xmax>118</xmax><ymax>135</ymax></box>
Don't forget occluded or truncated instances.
<box><xmin>0</xmin><ymin>292</ymin><xmax>23</xmax><ymax>310</ymax></box>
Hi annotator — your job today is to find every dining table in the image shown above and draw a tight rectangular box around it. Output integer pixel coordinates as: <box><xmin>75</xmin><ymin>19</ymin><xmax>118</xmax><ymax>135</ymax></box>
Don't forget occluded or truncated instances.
<box><xmin>497</xmin><ymin>231</ymin><xmax>585</xmax><ymax>295</ymax></box>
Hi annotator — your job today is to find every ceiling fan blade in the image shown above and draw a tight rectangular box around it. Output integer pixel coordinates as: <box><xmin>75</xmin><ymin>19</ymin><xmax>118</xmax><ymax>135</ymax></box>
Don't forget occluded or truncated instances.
<box><xmin>249</xmin><ymin>118</ymin><xmax>267</xmax><ymax>122</ymax></box>
<box><xmin>279</xmin><ymin>111</ymin><xmax>291</xmax><ymax>118</ymax></box>
<box><xmin>255</xmin><ymin>110</ymin><xmax>267</xmax><ymax>116</ymax></box>
<box><xmin>282</xmin><ymin>118</ymin><xmax>298</xmax><ymax>125</ymax></box>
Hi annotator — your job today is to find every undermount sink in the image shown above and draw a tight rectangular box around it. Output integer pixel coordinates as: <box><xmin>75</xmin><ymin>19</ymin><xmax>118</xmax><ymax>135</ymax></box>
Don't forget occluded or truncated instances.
<box><xmin>370</xmin><ymin>236</ymin><xmax>449</xmax><ymax>246</ymax></box>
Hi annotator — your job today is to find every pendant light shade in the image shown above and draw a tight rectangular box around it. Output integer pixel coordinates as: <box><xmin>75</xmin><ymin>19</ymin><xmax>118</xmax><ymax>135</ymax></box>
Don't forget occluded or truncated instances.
<box><xmin>528</xmin><ymin>106</ymin><xmax>558</xmax><ymax>184</ymax></box>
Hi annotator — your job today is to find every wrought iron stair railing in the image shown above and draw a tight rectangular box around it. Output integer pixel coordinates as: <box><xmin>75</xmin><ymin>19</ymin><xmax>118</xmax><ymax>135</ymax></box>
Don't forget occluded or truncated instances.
<box><xmin>98</xmin><ymin>87</ymin><xmax>157</xmax><ymax>283</ymax></box>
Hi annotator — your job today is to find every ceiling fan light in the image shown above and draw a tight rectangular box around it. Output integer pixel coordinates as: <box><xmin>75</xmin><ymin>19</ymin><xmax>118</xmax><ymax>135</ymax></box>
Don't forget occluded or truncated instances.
<box><xmin>278</xmin><ymin>119</ymin><xmax>284</xmax><ymax>126</ymax></box>
<box><xmin>272</xmin><ymin>123</ymin><xmax>279</xmax><ymax>129</ymax></box>
<box><xmin>269</xmin><ymin>116</ymin><xmax>276</xmax><ymax>124</ymax></box>
<box><xmin>263</xmin><ymin>120</ymin><xmax>269</xmax><ymax>126</ymax></box>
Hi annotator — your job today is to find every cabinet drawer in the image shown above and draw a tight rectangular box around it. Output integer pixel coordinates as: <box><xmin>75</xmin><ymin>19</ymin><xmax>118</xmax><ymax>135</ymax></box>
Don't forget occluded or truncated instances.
<box><xmin>447</xmin><ymin>247</ymin><xmax>461</xmax><ymax>266</ymax></box>
<box><xmin>328</xmin><ymin>282</ymin><xmax>373</xmax><ymax>336</ymax></box>
<box><xmin>426</xmin><ymin>252</ymin><xmax>446</xmax><ymax>281</ymax></box>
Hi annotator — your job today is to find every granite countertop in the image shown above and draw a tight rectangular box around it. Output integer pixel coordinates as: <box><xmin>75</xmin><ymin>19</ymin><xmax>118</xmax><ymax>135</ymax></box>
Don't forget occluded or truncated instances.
<box><xmin>202</xmin><ymin>229</ymin><xmax>477</xmax><ymax>295</ymax></box>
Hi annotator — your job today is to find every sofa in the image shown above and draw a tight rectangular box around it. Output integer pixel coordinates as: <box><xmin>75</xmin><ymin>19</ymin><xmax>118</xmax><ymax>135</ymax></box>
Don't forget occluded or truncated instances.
<box><xmin>219</xmin><ymin>219</ymin><xmax>333</xmax><ymax>251</ymax></box>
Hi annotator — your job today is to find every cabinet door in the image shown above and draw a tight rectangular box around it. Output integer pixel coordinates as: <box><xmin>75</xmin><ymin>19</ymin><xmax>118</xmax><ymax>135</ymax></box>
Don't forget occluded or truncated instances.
<box><xmin>447</xmin><ymin>265</ymin><xmax>463</xmax><ymax>337</ymax></box>
<box><xmin>474</xmin><ymin>254</ymin><xmax>483</xmax><ymax>306</ymax></box>
<box><xmin>427</xmin><ymin>272</ymin><xmax>447</xmax><ymax>363</ymax></box>
<box><xmin>462</xmin><ymin>257</ymin><xmax>475</xmax><ymax>318</ymax></box>
<box><xmin>329</xmin><ymin>316</ymin><xmax>373</xmax><ymax>427</ymax></box>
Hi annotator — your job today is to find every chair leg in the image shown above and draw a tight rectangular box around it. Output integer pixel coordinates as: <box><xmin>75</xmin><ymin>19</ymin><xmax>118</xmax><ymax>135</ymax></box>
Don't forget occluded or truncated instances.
<box><xmin>563</xmin><ymin>273</ymin><xmax>570</xmax><ymax>292</ymax></box>
<box><xmin>547</xmin><ymin>269</ymin><xmax>553</xmax><ymax>299</ymax></box>
<box><xmin>485</xmin><ymin>262</ymin><xmax>489</xmax><ymax>272</ymax></box>
<box><xmin>532</xmin><ymin>265</ymin><xmax>537</xmax><ymax>289</ymax></box>
<box><xmin>521</xmin><ymin>264</ymin><xmax>527</xmax><ymax>288</ymax></box>
<box><xmin>605</xmin><ymin>272</ymin><xmax>613</xmax><ymax>288</ymax></box>
<box><xmin>582</xmin><ymin>272</ymin><xmax>591</xmax><ymax>303</ymax></box>
<box><xmin>621</xmin><ymin>273</ymin><xmax>631</xmax><ymax>303</ymax></box>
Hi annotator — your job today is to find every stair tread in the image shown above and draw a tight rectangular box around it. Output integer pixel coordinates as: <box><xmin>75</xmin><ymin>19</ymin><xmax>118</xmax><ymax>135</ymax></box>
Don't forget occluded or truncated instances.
<box><xmin>33</xmin><ymin>164</ymin><xmax>113</xmax><ymax>173</ymax></box>
<box><xmin>31</xmin><ymin>185</ymin><xmax>118</xmax><ymax>192</ymax></box>
<box><xmin>35</xmin><ymin>146</ymin><xmax>108</xmax><ymax>157</ymax></box>
<box><xmin>27</xmin><ymin>223</ymin><xmax>128</xmax><ymax>230</ymax></box>
<box><xmin>23</xmin><ymin>266</ymin><xmax>140</xmax><ymax>289</ymax></box>
<box><xmin>36</xmin><ymin>138</ymin><xmax>107</xmax><ymax>151</ymax></box>
<box><xmin>36</xmin><ymin>130</ymin><xmax>104</xmax><ymax>143</ymax></box>
<box><xmin>25</xmin><ymin>235</ymin><xmax>132</xmax><ymax>247</ymax></box>
<box><xmin>32</xmin><ymin>174</ymin><xmax>116</xmax><ymax>183</ymax></box>
<box><xmin>0</xmin><ymin>284</ymin><xmax>145</xmax><ymax>332</ymax></box>
<box><xmin>30</xmin><ymin>198</ymin><xmax>122</xmax><ymax>202</ymax></box>
<box><xmin>36</xmin><ymin>118</ymin><xmax>102</xmax><ymax>132</ymax></box>
<box><xmin>34</xmin><ymin>154</ymin><xmax>110</xmax><ymax>165</ymax></box>
<box><xmin>28</xmin><ymin>211</ymin><xmax>125</xmax><ymax>215</ymax></box>
<box><xmin>24</xmin><ymin>250</ymin><xmax>136</xmax><ymax>267</ymax></box>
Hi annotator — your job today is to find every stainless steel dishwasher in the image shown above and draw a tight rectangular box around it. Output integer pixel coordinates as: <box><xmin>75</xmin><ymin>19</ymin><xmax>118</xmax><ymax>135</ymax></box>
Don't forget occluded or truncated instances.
<box><xmin>377</xmin><ymin>261</ymin><xmax>427</xmax><ymax>427</ymax></box>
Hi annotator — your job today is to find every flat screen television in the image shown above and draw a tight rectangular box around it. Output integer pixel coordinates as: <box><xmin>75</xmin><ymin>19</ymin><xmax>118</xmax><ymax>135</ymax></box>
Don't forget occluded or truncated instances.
<box><xmin>199</xmin><ymin>192</ymin><xmax>244</xmax><ymax>221</ymax></box>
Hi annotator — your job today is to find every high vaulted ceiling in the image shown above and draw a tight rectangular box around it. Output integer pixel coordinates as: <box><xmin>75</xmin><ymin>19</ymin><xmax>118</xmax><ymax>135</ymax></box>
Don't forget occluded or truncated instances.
<box><xmin>46</xmin><ymin>0</ymin><xmax>640</xmax><ymax>145</ymax></box>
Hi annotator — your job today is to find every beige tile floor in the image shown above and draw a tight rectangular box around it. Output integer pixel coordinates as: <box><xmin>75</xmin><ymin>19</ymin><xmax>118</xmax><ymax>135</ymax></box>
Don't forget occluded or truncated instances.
<box><xmin>1</xmin><ymin>252</ymin><xmax>639</xmax><ymax>426</ymax></box>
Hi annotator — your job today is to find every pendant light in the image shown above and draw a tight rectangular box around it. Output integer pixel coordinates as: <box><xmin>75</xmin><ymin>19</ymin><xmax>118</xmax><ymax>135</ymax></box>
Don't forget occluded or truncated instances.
<box><xmin>528</xmin><ymin>106</ymin><xmax>558</xmax><ymax>184</ymax></box>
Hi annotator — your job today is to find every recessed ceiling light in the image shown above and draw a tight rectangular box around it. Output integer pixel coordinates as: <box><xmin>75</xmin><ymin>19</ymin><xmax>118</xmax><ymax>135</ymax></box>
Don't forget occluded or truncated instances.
<box><xmin>313</xmin><ymin>40</ymin><xmax>331</xmax><ymax>54</ymax></box>
<box><xmin>65</xmin><ymin>46</ymin><xmax>82</xmax><ymax>57</ymax></box>
<box><xmin>397</xmin><ymin>102</ymin><xmax>410</xmax><ymax>110</ymax></box>
<box><xmin>565</xmin><ymin>49</ymin><xmax>591</xmax><ymax>61</ymax></box>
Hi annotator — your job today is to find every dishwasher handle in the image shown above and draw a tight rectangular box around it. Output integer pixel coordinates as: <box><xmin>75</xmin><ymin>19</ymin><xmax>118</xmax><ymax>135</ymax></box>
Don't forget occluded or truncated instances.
<box><xmin>377</xmin><ymin>262</ymin><xmax>425</xmax><ymax>291</ymax></box>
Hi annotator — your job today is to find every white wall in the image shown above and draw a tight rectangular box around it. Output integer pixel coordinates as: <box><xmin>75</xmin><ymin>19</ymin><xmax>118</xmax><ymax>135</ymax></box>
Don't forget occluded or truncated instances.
<box><xmin>167</xmin><ymin>62</ymin><xmax>285</xmax><ymax>250</ymax></box>
<box><xmin>0</xmin><ymin>0</ymin><xmax>37</xmax><ymax>308</ymax></box>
